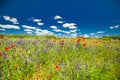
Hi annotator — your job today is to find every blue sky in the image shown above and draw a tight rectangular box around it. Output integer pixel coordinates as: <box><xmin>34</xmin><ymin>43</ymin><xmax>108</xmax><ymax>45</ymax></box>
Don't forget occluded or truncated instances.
<box><xmin>0</xmin><ymin>0</ymin><xmax>120</xmax><ymax>38</ymax></box>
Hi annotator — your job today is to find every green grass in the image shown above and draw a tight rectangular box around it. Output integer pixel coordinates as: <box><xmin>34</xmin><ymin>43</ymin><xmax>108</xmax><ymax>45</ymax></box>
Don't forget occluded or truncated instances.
<box><xmin>0</xmin><ymin>37</ymin><xmax>120</xmax><ymax>80</ymax></box>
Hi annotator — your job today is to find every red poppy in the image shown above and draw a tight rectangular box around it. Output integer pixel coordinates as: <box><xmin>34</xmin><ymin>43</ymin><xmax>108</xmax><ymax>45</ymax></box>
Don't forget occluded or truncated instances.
<box><xmin>61</xmin><ymin>40</ymin><xmax>64</xmax><ymax>43</ymax></box>
<box><xmin>83</xmin><ymin>43</ymin><xmax>87</xmax><ymax>46</ymax></box>
<box><xmin>54</xmin><ymin>65</ymin><xmax>60</xmax><ymax>70</ymax></box>
<box><xmin>53</xmin><ymin>39</ymin><xmax>56</xmax><ymax>42</ymax></box>
<box><xmin>93</xmin><ymin>41</ymin><xmax>98</xmax><ymax>44</ymax></box>
<box><xmin>4</xmin><ymin>47</ymin><xmax>9</xmax><ymax>51</ymax></box>
<box><xmin>11</xmin><ymin>44</ymin><xmax>15</xmax><ymax>48</ymax></box>
<box><xmin>77</xmin><ymin>39</ymin><xmax>81</xmax><ymax>43</ymax></box>
<box><xmin>0</xmin><ymin>52</ymin><xmax>2</xmax><ymax>57</ymax></box>
<box><xmin>0</xmin><ymin>35</ymin><xmax>4</xmax><ymax>39</ymax></box>
<box><xmin>61</xmin><ymin>42</ymin><xmax>64</xmax><ymax>46</ymax></box>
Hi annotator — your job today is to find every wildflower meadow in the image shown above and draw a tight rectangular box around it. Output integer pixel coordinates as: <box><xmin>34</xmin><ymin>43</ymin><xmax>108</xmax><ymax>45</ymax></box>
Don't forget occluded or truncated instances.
<box><xmin>0</xmin><ymin>35</ymin><xmax>120</xmax><ymax>80</ymax></box>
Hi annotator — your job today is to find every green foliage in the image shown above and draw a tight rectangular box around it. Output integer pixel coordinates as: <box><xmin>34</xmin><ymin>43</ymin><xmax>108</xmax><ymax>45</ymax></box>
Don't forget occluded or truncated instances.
<box><xmin>103</xmin><ymin>36</ymin><xmax>120</xmax><ymax>40</ymax></box>
<box><xmin>0</xmin><ymin>36</ymin><xmax>120</xmax><ymax>80</ymax></box>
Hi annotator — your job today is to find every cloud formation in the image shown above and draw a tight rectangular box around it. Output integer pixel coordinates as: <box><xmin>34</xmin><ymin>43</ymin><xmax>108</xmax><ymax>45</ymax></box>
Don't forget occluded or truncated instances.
<box><xmin>110</xmin><ymin>25</ymin><xmax>120</xmax><ymax>29</ymax></box>
<box><xmin>50</xmin><ymin>25</ymin><xmax>57</xmax><ymax>29</ymax></box>
<box><xmin>57</xmin><ymin>21</ymin><xmax>64</xmax><ymax>24</ymax></box>
<box><xmin>0</xmin><ymin>29</ymin><xmax>6</xmax><ymax>31</ymax></box>
<box><xmin>62</xmin><ymin>23</ymin><xmax>77</xmax><ymax>29</ymax></box>
<box><xmin>54</xmin><ymin>15</ymin><xmax>62</xmax><ymax>20</ymax></box>
<box><xmin>0</xmin><ymin>24</ymin><xmax>20</xmax><ymax>29</ymax></box>
<box><xmin>3</xmin><ymin>16</ymin><xmax>19</xmax><ymax>24</ymax></box>
<box><xmin>97</xmin><ymin>31</ymin><xmax>104</xmax><ymax>34</ymax></box>
<box><xmin>35</xmin><ymin>30</ymin><xmax>53</xmax><ymax>35</ymax></box>
<box><xmin>83</xmin><ymin>34</ymin><xmax>89</xmax><ymax>38</ymax></box>
<box><xmin>22</xmin><ymin>25</ymin><xmax>36</xmax><ymax>30</ymax></box>
<box><xmin>53</xmin><ymin>29</ymin><xmax>62</xmax><ymax>32</ymax></box>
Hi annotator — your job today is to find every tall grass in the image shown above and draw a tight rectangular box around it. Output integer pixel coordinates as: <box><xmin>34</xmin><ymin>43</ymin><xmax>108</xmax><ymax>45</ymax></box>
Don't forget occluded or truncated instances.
<box><xmin>0</xmin><ymin>37</ymin><xmax>120</xmax><ymax>80</ymax></box>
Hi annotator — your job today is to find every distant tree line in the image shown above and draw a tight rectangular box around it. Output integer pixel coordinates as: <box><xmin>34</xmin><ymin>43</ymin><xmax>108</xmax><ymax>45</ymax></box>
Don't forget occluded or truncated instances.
<box><xmin>103</xmin><ymin>36</ymin><xmax>120</xmax><ymax>40</ymax></box>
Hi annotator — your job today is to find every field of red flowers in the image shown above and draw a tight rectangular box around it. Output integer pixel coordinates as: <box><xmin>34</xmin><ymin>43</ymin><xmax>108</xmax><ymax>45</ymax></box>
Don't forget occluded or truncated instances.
<box><xmin>0</xmin><ymin>35</ymin><xmax>120</xmax><ymax>80</ymax></box>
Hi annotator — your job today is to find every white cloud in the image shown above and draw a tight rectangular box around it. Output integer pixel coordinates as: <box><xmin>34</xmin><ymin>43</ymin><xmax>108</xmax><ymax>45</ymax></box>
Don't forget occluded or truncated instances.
<box><xmin>71</xmin><ymin>33</ymin><xmax>77</xmax><ymax>37</ymax></box>
<box><xmin>35</xmin><ymin>28</ymin><xmax>42</xmax><ymax>31</ymax></box>
<box><xmin>10</xmin><ymin>18</ymin><xmax>19</xmax><ymax>24</ymax></box>
<box><xmin>0</xmin><ymin>29</ymin><xmax>6</xmax><ymax>31</ymax></box>
<box><xmin>110</xmin><ymin>26</ymin><xmax>113</xmax><ymax>29</ymax></box>
<box><xmin>69</xmin><ymin>26</ymin><xmax>77</xmax><ymax>29</ymax></box>
<box><xmin>37</xmin><ymin>22</ymin><xmax>44</xmax><ymax>26</ymax></box>
<box><xmin>89</xmin><ymin>33</ymin><xmax>95</xmax><ymax>35</ymax></box>
<box><xmin>26</xmin><ymin>32</ymin><xmax>32</xmax><ymax>34</ymax></box>
<box><xmin>62</xmin><ymin>23</ymin><xmax>77</xmax><ymax>29</ymax></box>
<box><xmin>57</xmin><ymin>33</ymin><xmax>61</xmax><ymax>35</ymax></box>
<box><xmin>53</xmin><ymin>29</ymin><xmax>62</xmax><ymax>32</ymax></box>
<box><xmin>54</xmin><ymin>15</ymin><xmax>62</xmax><ymax>19</ymax></box>
<box><xmin>110</xmin><ymin>25</ymin><xmax>120</xmax><ymax>29</ymax></box>
<box><xmin>70</xmin><ymin>29</ymin><xmax>77</xmax><ymax>32</ymax></box>
<box><xmin>97</xmin><ymin>31</ymin><xmax>104</xmax><ymax>34</ymax></box>
<box><xmin>22</xmin><ymin>25</ymin><xmax>36</xmax><ymax>30</ymax></box>
<box><xmin>50</xmin><ymin>25</ymin><xmax>57</xmax><ymax>29</ymax></box>
<box><xmin>0</xmin><ymin>24</ymin><xmax>20</xmax><ymax>29</ymax></box>
<box><xmin>63</xmin><ymin>31</ymin><xmax>70</xmax><ymax>34</ymax></box>
<box><xmin>35</xmin><ymin>30</ymin><xmax>53</xmax><ymax>35</ymax></box>
<box><xmin>30</xmin><ymin>18</ymin><xmax>44</xmax><ymax>26</ymax></box>
<box><xmin>83</xmin><ymin>34</ymin><xmax>89</xmax><ymax>38</ymax></box>
<box><xmin>33</xmin><ymin>19</ymin><xmax>41</xmax><ymax>22</ymax></box>
<box><xmin>3</xmin><ymin>16</ymin><xmax>11</xmax><ymax>20</ymax></box>
<box><xmin>57</xmin><ymin>21</ymin><xmax>64</xmax><ymax>24</ymax></box>
<box><xmin>3</xmin><ymin>16</ymin><xmax>19</xmax><ymax>24</ymax></box>
<box><xmin>94</xmin><ymin>36</ymin><xmax>99</xmax><ymax>38</ymax></box>
<box><xmin>24</xmin><ymin>29</ymin><xmax>33</xmax><ymax>32</ymax></box>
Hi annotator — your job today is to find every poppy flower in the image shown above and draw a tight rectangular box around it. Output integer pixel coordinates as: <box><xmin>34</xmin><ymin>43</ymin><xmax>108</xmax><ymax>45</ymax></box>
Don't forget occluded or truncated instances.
<box><xmin>61</xmin><ymin>42</ymin><xmax>64</xmax><ymax>46</ymax></box>
<box><xmin>0</xmin><ymin>35</ymin><xmax>4</xmax><ymax>39</ymax></box>
<box><xmin>0</xmin><ymin>52</ymin><xmax>2</xmax><ymax>57</ymax></box>
<box><xmin>54</xmin><ymin>65</ymin><xmax>60</xmax><ymax>70</ymax></box>
<box><xmin>77</xmin><ymin>39</ymin><xmax>81</xmax><ymax>43</ymax></box>
<box><xmin>53</xmin><ymin>39</ymin><xmax>56</xmax><ymax>42</ymax></box>
<box><xmin>4</xmin><ymin>47</ymin><xmax>9</xmax><ymax>51</ymax></box>
<box><xmin>83</xmin><ymin>43</ymin><xmax>87</xmax><ymax>46</ymax></box>
<box><xmin>61</xmin><ymin>40</ymin><xmax>64</xmax><ymax>43</ymax></box>
<box><xmin>11</xmin><ymin>44</ymin><xmax>15</xmax><ymax>48</ymax></box>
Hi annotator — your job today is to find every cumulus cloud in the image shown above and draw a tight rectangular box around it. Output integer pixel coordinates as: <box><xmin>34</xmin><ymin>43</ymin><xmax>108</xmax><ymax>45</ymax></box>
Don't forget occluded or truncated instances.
<box><xmin>50</xmin><ymin>25</ymin><xmax>57</xmax><ymax>29</ymax></box>
<box><xmin>0</xmin><ymin>29</ymin><xmax>6</xmax><ymax>31</ymax></box>
<box><xmin>24</xmin><ymin>29</ymin><xmax>33</xmax><ymax>32</ymax></box>
<box><xmin>26</xmin><ymin>32</ymin><xmax>32</xmax><ymax>34</ymax></box>
<box><xmin>37</xmin><ymin>22</ymin><xmax>44</xmax><ymax>26</ymax></box>
<box><xmin>35</xmin><ymin>30</ymin><xmax>53</xmax><ymax>35</ymax></box>
<box><xmin>54</xmin><ymin>15</ymin><xmax>62</xmax><ymax>19</ymax></box>
<box><xmin>70</xmin><ymin>29</ymin><xmax>77</xmax><ymax>32</ymax></box>
<box><xmin>53</xmin><ymin>29</ymin><xmax>62</xmax><ymax>32</ymax></box>
<box><xmin>71</xmin><ymin>33</ymin><xmax>77</xmax><ymax>37</ymax></box>
<box><xmin>89</xmin><ymin>33</ymin><xmax>95</xmax><ymax>35</ymax></box>
<box><xmin>0</xmin><ymin>24</ymin><xmax>20</xmax><ymax>29</ymax></box>
<box><xmin>22</xmin><ymin>25</ymin><xmax>36</xmax><ymax>30</ymax></box>
<box><xmin>62</xmin><ymin>23</ymin><xmax>77</xmax><ymax>29</ymax></box>
<box><xmin>83</xmin><ymin>34</ymin><xmax>89</xmax><ymax>38</ymax></box>
<box><xmin>110</xmin><ymin>25</ymin><xmax>120</xmax><ymax>29</ymax></box>
<box><xmin>97</xmin><ymin>31</ymin><xmax>104</xmax><ymax>34</ymax></box>
<box><xmin>3</xmin><ymin>16</ymin><xmax>19</xmax><ymax>24</ymax></box>
<box><xmin>33</xmin><ymin>19</ymin><xmax>41</xmax><ymax>22</ymax></box>
<box><xmin>30</xmin><ymin>18</ymin><xmax>44</xmax><ymax>26</ymax></box>
<box><xmin>63</xmin><ymin>31</ymin><xmax>70</xmax><ymax>34</ymax></box>
<box><xmin>57</xmin><ymin>21</ymin><xmax>64</xmax><ymax>24</ymax></box>
<box><xmin>35</xmin><ymin>28</ymin><xmax>42</xmax><ymax>31</ymax></box>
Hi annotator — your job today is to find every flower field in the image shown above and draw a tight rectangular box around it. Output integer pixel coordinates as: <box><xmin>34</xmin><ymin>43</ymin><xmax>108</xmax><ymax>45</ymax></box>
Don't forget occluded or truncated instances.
<box><xmin>0</xmin><ymin>36</ymin><xmax>120</xmax><ymax>80</ymax></box>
